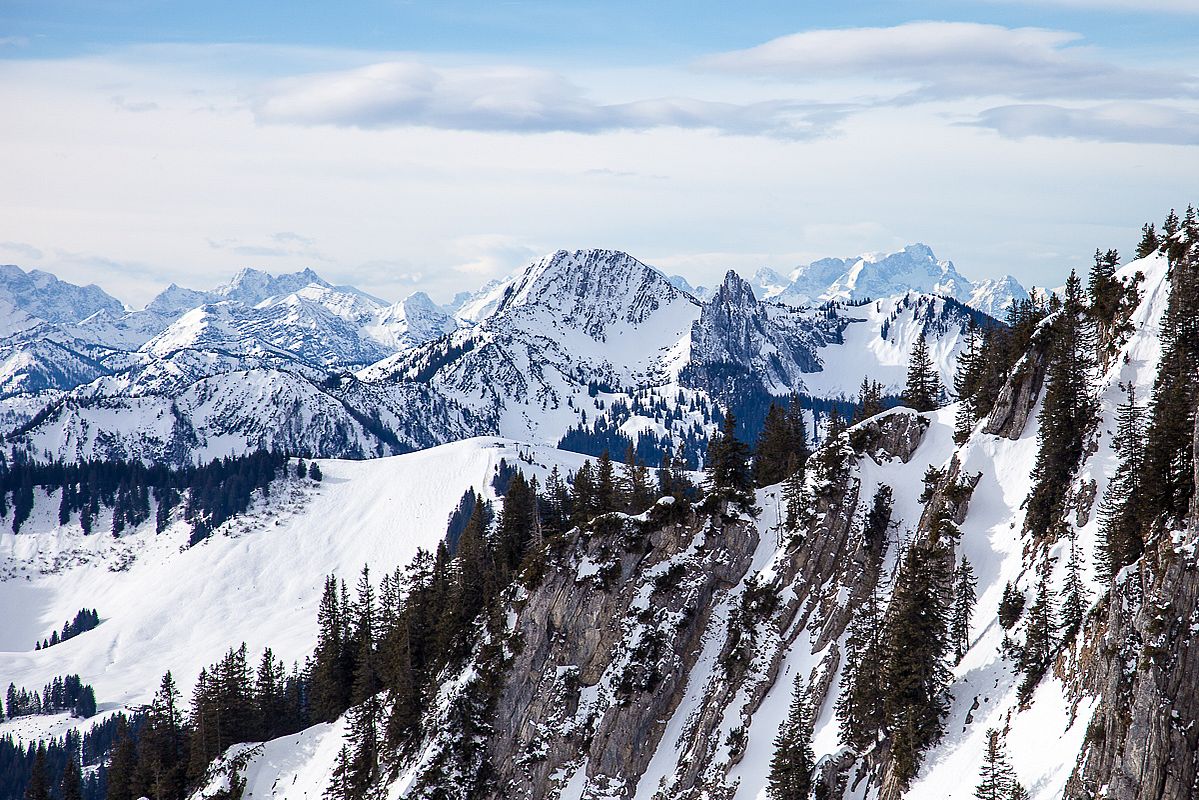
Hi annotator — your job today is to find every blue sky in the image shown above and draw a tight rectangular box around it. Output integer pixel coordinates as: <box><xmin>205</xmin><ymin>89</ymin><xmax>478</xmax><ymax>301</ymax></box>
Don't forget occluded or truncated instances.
<box><xmin>1</xmin><ymin>1</ymin><xmax>1196</xmax><ymax>305</ymax></box>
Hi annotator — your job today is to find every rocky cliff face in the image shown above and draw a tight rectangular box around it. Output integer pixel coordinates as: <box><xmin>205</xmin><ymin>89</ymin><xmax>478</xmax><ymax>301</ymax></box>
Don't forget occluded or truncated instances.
<box><xmin>396</xmin><ymin>409</ymin><xmax>933</xmax><ymax>800</ymax></box>
<box><xmin>1066</xmin><ymin>412</ymin><xmax>1199</xmax><ymax>800</ymax></box>
<box><xmin>685</xmin><ymin>270</ymin><xmax>845</xmax><ymax>397</ymax></box>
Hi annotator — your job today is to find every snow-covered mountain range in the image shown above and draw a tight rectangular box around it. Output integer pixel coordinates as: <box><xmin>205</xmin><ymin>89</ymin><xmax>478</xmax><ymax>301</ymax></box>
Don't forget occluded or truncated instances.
<box><xmin>747</xmin><ymin>244</ymin><xmax>1030</xmax><ymax>319</ymax></box>
<box><xmin>0</xmin><ymin>244</ymin><xmax>1010</xmax><ymax>466</ymax></box>
<box><xmin>0</xmin><ymin>234</ymin><xmax>1191</xmax><ymax>800</ymax></box>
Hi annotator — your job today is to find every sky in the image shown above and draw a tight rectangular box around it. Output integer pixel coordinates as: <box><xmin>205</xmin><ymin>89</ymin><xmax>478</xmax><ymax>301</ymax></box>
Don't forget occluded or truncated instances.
<box><xmin>1</xmin><ymin>1</ymin><xmax>1196</xmax><ymax>307</ymax></box>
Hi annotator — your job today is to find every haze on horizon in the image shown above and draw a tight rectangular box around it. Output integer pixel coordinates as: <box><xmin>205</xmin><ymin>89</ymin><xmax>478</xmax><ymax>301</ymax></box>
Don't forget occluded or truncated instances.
<box><xmin>1</xmin><ymin>0</ymin><xmax>1196</xmax><ymax>307</ymax></box>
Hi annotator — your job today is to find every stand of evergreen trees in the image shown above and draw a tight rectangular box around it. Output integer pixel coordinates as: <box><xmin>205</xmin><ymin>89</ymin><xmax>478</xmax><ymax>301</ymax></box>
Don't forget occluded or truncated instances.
<box><xmin>35</xmin><ymin>609</ymin><xmax>100</xmax><ymax>651</ymax></box>
<box><xmin>1099</xmin><ymin>207</ymin><xmax>1199</xmax><ymax>575</ymax></box>
<box><xmin>0</xmin><ymin>450</ymin><xmax>291</xmax><ymax>542</ymax></box>
<box><xmin>4</xmin><ymin>676</ymin><xmax>96</xmax><ymax>720</ymax></box>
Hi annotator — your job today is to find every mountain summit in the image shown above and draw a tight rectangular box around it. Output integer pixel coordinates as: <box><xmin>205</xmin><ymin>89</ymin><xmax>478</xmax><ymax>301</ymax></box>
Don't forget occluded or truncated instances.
<box><xmin>751</xmin><ymin>243</ymin><xmax>1028</xmax><ymax>318</ymax></box>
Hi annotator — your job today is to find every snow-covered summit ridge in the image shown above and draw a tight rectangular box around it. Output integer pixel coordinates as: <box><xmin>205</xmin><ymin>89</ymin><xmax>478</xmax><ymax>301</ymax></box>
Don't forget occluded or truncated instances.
<box><xmin>746</xmin><ymin>243</ymin><xmax>1029</xmax><ymax>319</ymax></box>
<box><xmin>0</xmin><ymin>264</ymin><xmax>125</xmax><ymax>331</ymax></box>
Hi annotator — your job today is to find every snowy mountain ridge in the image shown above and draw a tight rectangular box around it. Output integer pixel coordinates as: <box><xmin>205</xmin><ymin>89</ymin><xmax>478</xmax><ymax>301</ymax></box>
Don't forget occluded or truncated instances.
<box><xmin>0</xmin><ymin>246</ymin><xmax>998</xmax><ymax>465</ymax></box>
<box><xmin>749</xmin><ymin>243</ymin><xmax>1030</xmax><ymax>320</ymax></box>
<box><xmin>0</xmin><ymin>239</ymin><xmax>1191</xmax><ymax>800</ymax></box>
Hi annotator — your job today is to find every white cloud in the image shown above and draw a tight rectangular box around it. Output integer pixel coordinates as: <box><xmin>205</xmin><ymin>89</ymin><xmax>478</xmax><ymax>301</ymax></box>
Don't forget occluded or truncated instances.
<box><xmin>253</xmin><ymin>60</ymin><xmax>851</xmax><ymax>139</ymax></box>
<box><xmin>448</xmin><ymin>235</ymin><xmax>541</xmax><ymax>277</ymax></box>
<box><xmin>2</xmin><ymin>42</ymin><xmax>1197</xmax><ymax>308</ymax></box>
<box><xmin>0</xmin><ymin>241</ymin><xmax>44</xmax><ymax>261</ymax></box>
<box><xmin>698</xmin><ymin>21</ymin><xmax>1198</xmax><ymax>102</ymax></box>
<box><xmin>971</xmin><ymin>102</ymin><xmax>1199</xmax><ymax>145</ymax></box>
<box><xmin>207</xmin><ymin>231</ymin><xmax>329</xmax><ymax>261</ymax></box>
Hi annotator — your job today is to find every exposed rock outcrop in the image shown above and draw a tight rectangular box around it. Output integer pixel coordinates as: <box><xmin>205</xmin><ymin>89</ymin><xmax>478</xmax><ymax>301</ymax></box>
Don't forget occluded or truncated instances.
<box><xmin>1066</xmin><ymin>412</ymin><xmax>1199</xmax><ymax>800</ymax></box>
<box><xmin>983</xmin><ymin>329</ymin><xmax>1049</xmax><ymax>439</ymax></box>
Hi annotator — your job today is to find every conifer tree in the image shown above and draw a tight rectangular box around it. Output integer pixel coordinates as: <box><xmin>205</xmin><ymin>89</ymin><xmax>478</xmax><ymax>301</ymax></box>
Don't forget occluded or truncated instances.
<box><xmin>327</xmin><ymin>745</ymin><xmax>353</xmax><ymax>800</ymax></box>
<box><xmin>541</xmin><ymin>466</ymin><xmax>570</xmax><ymax>536</ymax></box>
<box><xmin>496</xmin><ymin>471</ymin><xmax>537</xmax><ymax>574</ymax></box>
<box><xmin>883</xmin><ymin>542</ymin><xmax>951</xmax><ymax>786</ymax></box>
<box><xmin>837</xmin><ymin>579</ymin><xmax>887</xmax><ymax>751</ymax></box>
<box><xmin>1098</xmin><ymin>382</ymin><xmax>1146</xmax><ymax>580</ymax></box>
<box><xmin>622</xmin><ymin>446</ymin><xmax>654</xmax><ymax>514</ymax></box>
<box><xmin>570</xmin><ymin>461</ymin><xmax>595</xmax><ymax>527</ymax></box>
<box><xmin>595</xmin><ymin>450</ymin><xmax>621</xmax><ymax>514</ymax></box>
<box><xmin>1141</xmin><ymin>231</ymin><xmax>1199</xmax><ymax>528</ymax></box>
<box><xmin>782</xmin><ymin>467</ymin><xmax>810</xmax><ymax>534</ymax></box>
<box><xmin>1135</xmin><ymin>222</ymin><xmax>1159</xmax><ymax>259</ymax></box>
<box><xmin>106</xmin><ymin>717</ymin><xmax>137</xmax><ymax>800</ymax></box>
<box><xmin>1060</xmin><ymin>526</ymin><xmax>1088</xmax><ymax>638</ymax></box>
<box><xmin>25</xmin><ymin>744</ymin><xmax>50</xmax><ymax>800</ymax></box>
<box><xmin>767</xmin><ymin>672</ymin><xmax>815</xmax><ymax>800</ymax></box>
<box><xmin>952</xmin><ymin>556</ymin><xmax>977</xmax><ymax>663</ymax></box>
<box><xmin>1026</xmin><ymin>271</ymin><xmax>1097</xmax><ymax>537</ymax></box>
<box><xmin>998</xmin><ymin>582</ymin><xmax>1024</xmax><ymax>630</ymax></box>
<box><xmin>60</xmin><ymin>751</ymin><xmax>83</xmax><ymax>800</ymax></box>
<box><xmin>140</xmin><ymin>671</ymin><xmax>185</xmax><ymax>800</ymax></box>
<box><xmin>704</xmin><ymin>411</ymin><xmax>755</xmax><ymax>509</ymax></box>
<box><xmin>852</xmin><ymin>378</ymin><xmax>885</xmax><ymax>424</ymax></box>
<box><xmin>822</xmin><ymin>406</ymin><xmax>847</xmax><ymax>443</ymax></box>
<box><xmin>902</xmin><ymin>332</ymin><xmax>943</xmax><ymax>413</ymax></box>
<box><xmin>954</xmin><ymin>322</ymin><xmax>985</xmax><ymax>443</ymax></box>
<box><xmin>974</xmin><ymin>729</ymin><xmax>1017</xmax><ymax>800</ymax></box>
<box><xmin>312</xmin><ymin>576</ymin><xmax>348</xmax><ymax>722</ymax></box>
<box><xmin>754</xmin><ymin>402</ymin><xmax>808</xmax><ymax>488</ymax></box>
<box><xmin>1018</xmin><ymin>577</ymin><xmax>1057</xmax><ymax>700</ymax></box>
<box><xmin>1087</xmin><ymin>248</ymin><xmax>1122</xmax><ymax>331</ymax></box>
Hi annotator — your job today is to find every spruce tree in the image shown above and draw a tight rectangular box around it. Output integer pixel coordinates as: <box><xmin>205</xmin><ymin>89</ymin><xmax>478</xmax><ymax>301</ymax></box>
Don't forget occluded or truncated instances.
<box><xmin>1141</xmin><ymin>232</ymin><xmax>1199</xmax><ymax>529</ymax></box>
<box><xmin>1026</xmin><ymin>271</ymin><xmax>1097</xmax><ymax>538</ymax></box>
<box><xmin>61</xmin><ymin>752</ymin><xmax>83</xmax><ymax>800</ymax></box>
<box><xmin>106</xmin><ymin>717</ymin><xmax>137</xmax><ymax>800</ymax></box>
<box><xmin>570</xmin><ymin>461</ymin><xmax>595</xmax><ymax>527</ymax></box>
<box><xmin>754</xmin><ymin>402</ymin><xmax>808</xmax><ymax>488</ymax></box>
<box><xmin>1018</xmin><ymin>577</ymin><xmax>1057</xmax><ymax>700</ymax></box>
<box><xmin>902</xmin><ymin>332</ymin><xmax>943</xmax><ymax>413</ymax></box>
<box><xmin>140</xmin><ymin>671</ymin><xmax>185</xmax><ymax>800</ymax></box>
<box><xmin>595</xmin><ymin>450</ymin><xmax>622</xmax><ymax>514</ymax></box>
<box><xmin>952</xmin><ymin>556</ymin><xmax>977</xmax><ymax>663</ymax></box>
<box><xmin>954</xmin><ymin>322</ymin><xmax>985</xmax><ymax>443</ymax></box>
<box><xmin>782</xmin><ymin>467</ymin><xmax>810</xmax><ymax>534</ymax></box>
<box><xmin>974</xmin><ymin>729</ymin><xmax>1017</xmax><ymax>800</ymax></box>
<box><xmin>704</xmin><ymin>411</ymin><xmax>755</xmax><ymax>509</ymax></box>
<box><xmin>1135</xmin><ymin>222</ymin><xmax>1159</xmax><ymax>259</ymax></box>
<box><xmin>25</xmin><ymin>745</ymin><xmax>50</xmax><ymax>800</ymax></box>
<box><xmin>883</xmin><ymin>542</ymin><xmax>951</xmax><ymax>786</ymax></box>
<box><xmin>1060</xmin><ymin>526</ymin><xmax>1088</xmax><ymax>638</ymax></box>
<box><xmin>767</xmin><ymin>672</ymin><xmax>815</xmax><ymax>800</ymax></box>
<box><xmin>1097</xmin><ymin>382</ymin><xmax>1146</xmax><ymax>580</ymax></box>
<box><xmin>837</xmin><ymin>579</ymin><xmax>887</xmax><ymax>751</ymax></box>
<box><xmin>312</xmin><ymin>576</ymin><xmax>348</xmax><ymax>722</ymax></box>
<box><xmin>852</xmin><ymin>378</ymin><xmax>885</xmax><ymax>424</ymax></box>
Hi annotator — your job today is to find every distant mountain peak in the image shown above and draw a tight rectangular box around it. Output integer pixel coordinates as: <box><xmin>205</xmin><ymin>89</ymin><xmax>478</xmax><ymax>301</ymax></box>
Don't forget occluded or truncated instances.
<box><xmin>753</xmin><ymin>243</ymin><xmax>1026</xmax><ymax>317</ymax></box>
<box><xmin>0</xmin><ymin>263</ymin><xmax>125</xmax><ymax>330</ymax></box>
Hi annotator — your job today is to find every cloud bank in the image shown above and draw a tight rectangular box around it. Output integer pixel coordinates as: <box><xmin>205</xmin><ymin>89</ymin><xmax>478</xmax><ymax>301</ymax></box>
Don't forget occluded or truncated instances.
<box><xmin>698</xmin><ymin>21</ymin><xmax>1197</xmax><ymax>103</ymax></box>
<box><xmin>254</xmin><ymin>61</ymin><xmax>851</xmax><ymax>139</ymax></box>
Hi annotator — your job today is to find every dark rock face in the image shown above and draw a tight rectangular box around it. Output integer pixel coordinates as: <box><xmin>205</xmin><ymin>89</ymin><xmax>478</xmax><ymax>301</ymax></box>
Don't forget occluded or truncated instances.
<box><xmin>983</xmin><ymin>330</ymin><xmax>1049</xmax><ymax>439</ymax></box>
<box><xmin>848</xmin><ymin>408</ymin><xmax>930</xmax><ymax>465</ymax></box>
<box><xmin>684</xmin><ymin>270</ymin><xmax>846</xmax><ymax>398</ymax></box>
<box><xmin>1067</xmin><ymin>411</ymin><xmax>1199</xmax><ymax>800</ymax></box>
<box><xmin>485</xmin><ymin>507</ymin><xmax>760</xmax><ymax>799</ymax></box>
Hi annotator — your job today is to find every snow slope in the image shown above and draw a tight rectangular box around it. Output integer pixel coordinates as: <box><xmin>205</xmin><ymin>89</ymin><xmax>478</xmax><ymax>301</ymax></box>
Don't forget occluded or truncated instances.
<box><xmin>0</xmin><ymin>438</ymin><xmax>588</xmax><ymax>745</ymax></box>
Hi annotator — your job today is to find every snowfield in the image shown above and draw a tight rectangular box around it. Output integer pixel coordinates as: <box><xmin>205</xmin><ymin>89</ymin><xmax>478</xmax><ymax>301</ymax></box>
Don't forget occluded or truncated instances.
<box><xmin>0</xmin><ymin>438</ymin><xmax>589</xmax><ymax>745</ymax></box>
